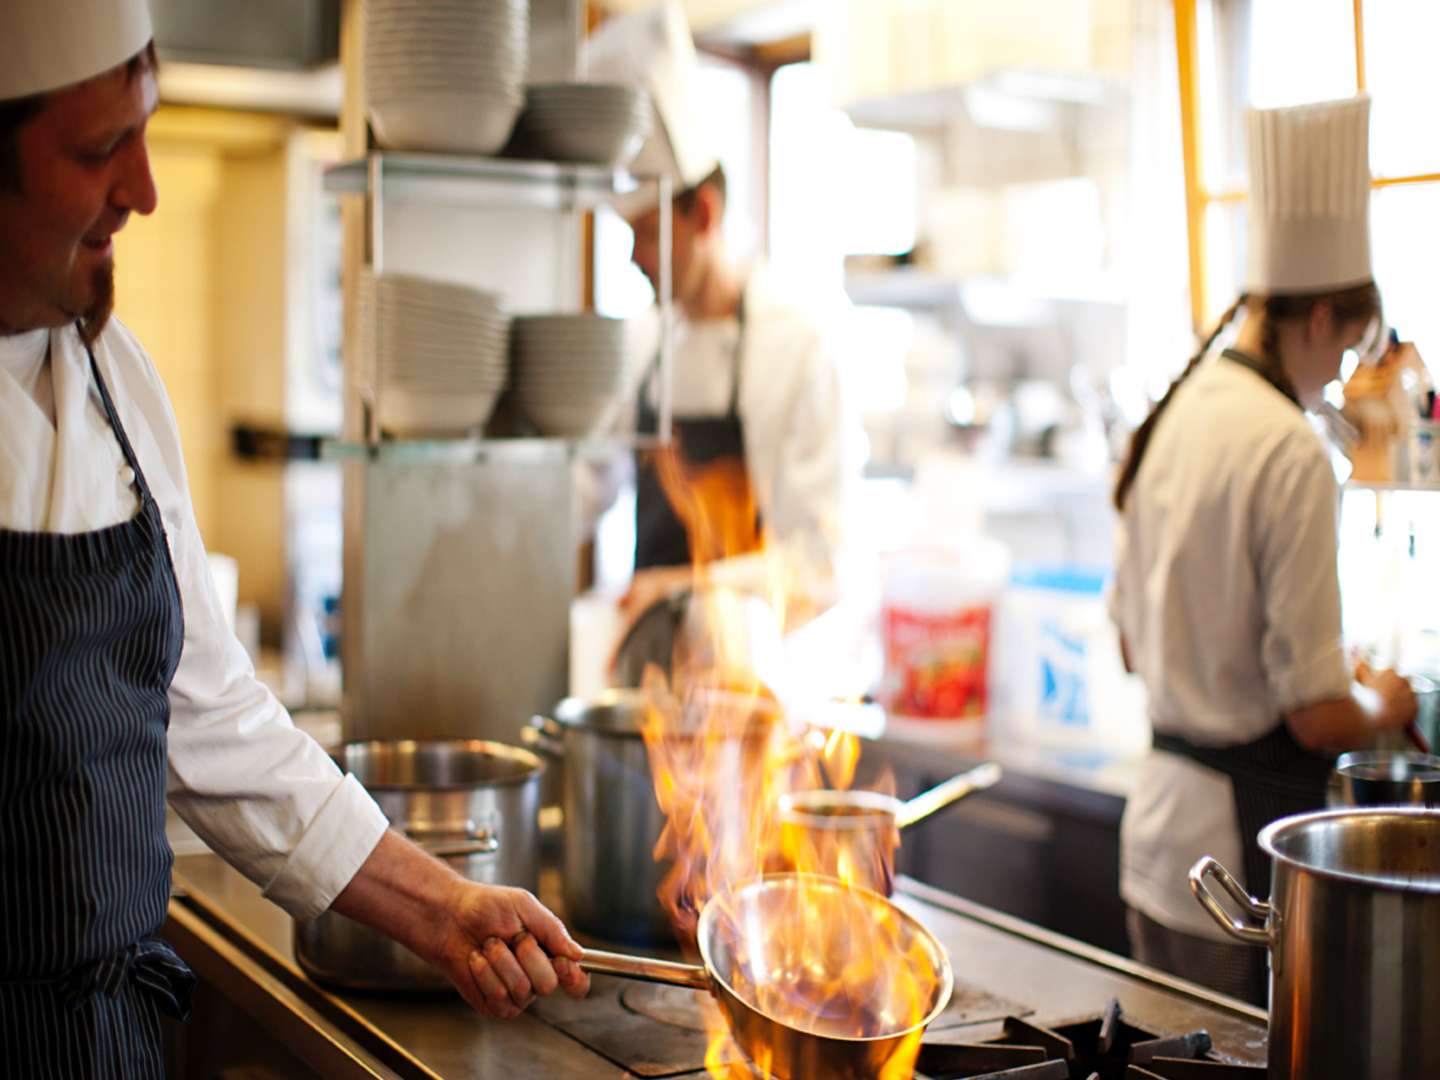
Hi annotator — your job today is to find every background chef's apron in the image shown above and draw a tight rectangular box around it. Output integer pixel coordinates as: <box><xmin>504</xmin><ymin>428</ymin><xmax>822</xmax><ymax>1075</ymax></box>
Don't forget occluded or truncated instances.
<box><xmin>1152</xmin><ymin>347</ymin><xmax>1333</xmax><ymax>904</ymax></box>
<box><xmin>0</xmin><ymin>328</ymin><xmax>194</xmax><ymax>1077</ymax></box>
<box><xmin>633</xmin><ymin>296</ymin><xmax>764</xmax><ymax>570</ymax></box>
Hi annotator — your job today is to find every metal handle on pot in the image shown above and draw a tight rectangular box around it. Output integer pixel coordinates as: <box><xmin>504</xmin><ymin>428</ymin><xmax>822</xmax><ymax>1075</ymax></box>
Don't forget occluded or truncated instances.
<box><xmin>407</xmin><ymin>826</ymin><xmax>500</xmax><ymax>860</ymax></box>
<box><xmin>577</xmin><ymin>948</ymin><xmax>710</xmax><ymax>991</ymax></box>
<box><xmin>522</xmin><ymin>715</ymin><xmax>565</xmax><ymax>758</ymax></box>
<box><xmin>895</xmin><ymin>763</ymin><xmax>1003</xmax><ymax>829</ymax></box>
<box><xmin>1189</xmin><ymin>856</ymin><xmax>1272</xmax><ymax>946</ymax></box>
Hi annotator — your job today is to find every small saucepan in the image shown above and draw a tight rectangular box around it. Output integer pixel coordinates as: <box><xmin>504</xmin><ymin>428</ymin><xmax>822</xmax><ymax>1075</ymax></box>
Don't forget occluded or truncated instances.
<box><xmin>1335</xmin><ymin>750</ymin><xmax>1440</xmax><ymax>808</ymax></box>
<box><xmin>578</xmin><ymin>872</ymin><xmax>953</xmax><ymax>1080</ymax></box>
<box><xmin>777</xmin><ymin>763</ymin><xmax>1002</xmax><ymax>895</ymax></box>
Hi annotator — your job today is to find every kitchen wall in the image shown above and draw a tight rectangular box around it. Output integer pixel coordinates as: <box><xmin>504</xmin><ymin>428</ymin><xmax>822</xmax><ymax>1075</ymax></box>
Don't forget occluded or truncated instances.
<box><xmin>114</xmin><ymin>108</ymin><xmax>336</xmax><ymax>639</ymax></box>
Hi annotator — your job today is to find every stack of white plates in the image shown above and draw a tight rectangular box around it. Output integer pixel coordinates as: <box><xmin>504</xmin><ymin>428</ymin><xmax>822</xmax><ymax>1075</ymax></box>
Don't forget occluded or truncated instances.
<box><xmin>512</xmin><ymin>315</ymin><xmax>627</xmax><ymax>438</ymax></box>
<box><xmin>366</xmin><ymin>0</ymin><xmax>528</xmax><ymax>153</ymax></box>
<box><xmin>510</xmin><ymin>83</ymin><xmax>651</xmax><ymax>166</ymax></box>
<box><xmin>360</xmin><ymin>271</ymin><xmax>510</xmax><ymax>437</ymax></box>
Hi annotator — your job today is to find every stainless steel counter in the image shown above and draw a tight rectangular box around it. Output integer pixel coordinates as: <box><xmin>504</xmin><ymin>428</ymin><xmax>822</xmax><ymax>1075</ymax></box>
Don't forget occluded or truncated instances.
<box><xmin>165</xmin><ymin>852</ymin><xmax>1267</xmax><ymax>1079</ymax></box>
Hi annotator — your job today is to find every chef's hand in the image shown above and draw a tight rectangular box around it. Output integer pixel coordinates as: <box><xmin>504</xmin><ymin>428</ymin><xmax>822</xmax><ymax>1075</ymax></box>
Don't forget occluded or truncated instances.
<box><xmin>1355</xmin><ymin>660</ymin><xmax>1419</xmax><ymax>732</ymax></box>
<box><xmin>620</xmin><ymin>565</ymin><xmax>694</xmax><ymax>619</ymax></box>
<box><xmin>606</xmin><ymin>565</ymin><xmax>695</xmax><ymax>675</ymax></box>
<box><xmin>330</xmin><ymin>831</ymin><xmax>589</xmax><ymax>1019</ymax></box>
<box><xmin>432</xmin><ymin>881</ymin><xmax>590</xmax><ymax>1018</ymax></box>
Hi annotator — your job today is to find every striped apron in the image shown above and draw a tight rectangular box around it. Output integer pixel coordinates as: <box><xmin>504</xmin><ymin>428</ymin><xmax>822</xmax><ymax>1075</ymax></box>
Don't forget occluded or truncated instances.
<box><xmin>0</xmin><ymin>328</ymin><xmax>194</xmax><ymax>1077</ymax></box>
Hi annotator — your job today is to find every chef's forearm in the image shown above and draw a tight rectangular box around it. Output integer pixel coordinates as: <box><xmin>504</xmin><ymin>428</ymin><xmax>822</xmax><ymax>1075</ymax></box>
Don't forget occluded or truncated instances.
<box><xmin>1285</xmin><ymin>682</ymin><xmax>1401</xmax><ymax>752</ymax></box>
<box><xmin>328</xmin><ymin>829</ymin><xmax>462</xmax><ymax>961</ymax></box>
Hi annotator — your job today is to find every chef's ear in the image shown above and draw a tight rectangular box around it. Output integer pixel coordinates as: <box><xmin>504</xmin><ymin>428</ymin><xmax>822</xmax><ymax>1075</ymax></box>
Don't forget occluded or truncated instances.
<box><xmin>690</xmin><ymin>182</ymin><xmax>723</xmax><ymax>236</ymax></box>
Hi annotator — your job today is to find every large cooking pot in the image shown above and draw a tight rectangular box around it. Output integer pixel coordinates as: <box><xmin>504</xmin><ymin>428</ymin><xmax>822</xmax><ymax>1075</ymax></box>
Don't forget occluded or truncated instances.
<box><xmin>524</xmin><ymin>688</ymin><xmax>780</xmax><ymax>944</ymax></box>
<box><xmin>1191</xmin><ymin>807</ymin><xmax>1440</xmax><ymax>1079</ymax></box>
<box><xmin>295</xmin><ymin>739</ymin><xmax>543</xmax><ymax>991</ymax></box>
<box><xmin>579</xmin><ymin>872</ymin><xmax>954</xmax><ymax>1080</ymax></box>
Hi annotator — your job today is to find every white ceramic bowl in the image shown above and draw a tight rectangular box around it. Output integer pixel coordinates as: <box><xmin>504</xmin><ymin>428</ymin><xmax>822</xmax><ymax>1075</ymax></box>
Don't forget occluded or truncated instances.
<box><xmin>376</xmin><ymin>387</ymin><xmax>503</xmax><ymax>438</ymax></box>
<box><xmin>369</xmin><ymin>95</ymin><xmax>522</xmax><ymax>154</ymax></box>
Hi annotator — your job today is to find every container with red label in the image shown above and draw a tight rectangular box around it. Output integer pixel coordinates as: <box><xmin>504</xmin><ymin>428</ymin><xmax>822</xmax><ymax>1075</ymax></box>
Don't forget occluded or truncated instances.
<box><xmin>880</xmin><ymin>539</ymin><xmax>1010</xmax><ymax>730</ymax></box>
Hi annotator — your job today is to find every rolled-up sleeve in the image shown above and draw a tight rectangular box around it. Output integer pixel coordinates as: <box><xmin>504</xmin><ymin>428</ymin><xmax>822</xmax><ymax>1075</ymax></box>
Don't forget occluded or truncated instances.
<box><xmin>1254</xmin><ymin>434</ymin><xmax>1351</xmax><ymax>714</ymax></box>
<box><xmin>163</xmin><ymin>501</ymin><xmax>389</xmax><ymax>918</ymax></box>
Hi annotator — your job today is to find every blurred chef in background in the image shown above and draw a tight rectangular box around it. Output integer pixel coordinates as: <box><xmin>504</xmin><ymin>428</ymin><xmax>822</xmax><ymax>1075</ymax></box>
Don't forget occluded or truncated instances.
<box><xmin>581</xmin><ymin>1</ymin><xmax>865</xmax><ymax>663</ymax></box>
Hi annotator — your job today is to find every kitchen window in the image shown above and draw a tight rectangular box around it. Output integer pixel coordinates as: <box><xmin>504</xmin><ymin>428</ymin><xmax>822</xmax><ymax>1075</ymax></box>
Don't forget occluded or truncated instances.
<box><xmin>1176</xmin><ymin>0</ymin><xmax>1440</xmax><ymax>362</ymax></box>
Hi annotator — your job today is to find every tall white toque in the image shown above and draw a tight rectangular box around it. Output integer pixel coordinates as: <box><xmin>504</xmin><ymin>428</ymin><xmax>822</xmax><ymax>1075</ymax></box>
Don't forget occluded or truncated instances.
<box><xmin>585</xmin><ymin>0</ymin><xmax>719</xmax><ymax>216</ymax></box>
<box><xmin>0</xmin><ymin>0</ymin><xmax>154</xmax><ymax>102</ymax></box>
<box><xmin>1244</xmin><ymin>95</ymin><xmax>1373</xmax><ymax>295</ymax></box>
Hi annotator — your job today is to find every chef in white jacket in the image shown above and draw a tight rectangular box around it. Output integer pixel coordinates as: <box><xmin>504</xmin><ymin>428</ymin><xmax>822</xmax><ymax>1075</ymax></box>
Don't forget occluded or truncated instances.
<box><xmin>1110</xmin><ymin>95</ymin><xmax>1416</xmax><ymax>1006</ymax></box>
<box><xmin>585</xmin><ymin>2</ymin><xmax>863</xmax><ymax>627</ymax></box>
<box><xmin>0</xmin><ymin>3</ymin><xmax>585</xmax><ymax>1072</ymax></box>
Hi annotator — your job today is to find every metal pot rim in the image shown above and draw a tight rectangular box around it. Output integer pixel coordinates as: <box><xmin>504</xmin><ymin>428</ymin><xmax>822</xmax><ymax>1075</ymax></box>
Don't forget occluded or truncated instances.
<box><xmin>695</xmin><ymin>871</ymin><xmax>954</xmax><ymax>1045</ymax></box>
<box><xmin>334</xmin><ymin>738</ymin><xmax>544</xmax><ymax>789</ymax></box>
<box><xmin>552</xmin><ymin>689</ymin><xmax>651</xmax><ymax>738</ymax></box>
<box><xmin>551</xmin><ymin>688</ymin><xmax>781</xmax><ymax>740</ymax></box>
<box><xmin>1259</xmin><ymin>806</ymin><xmax>1440</xmax><ymax>895</ymax></box>
<box><xmin>778</xmin><ymin>789</ymin><xmax>900</xmax><ymax>829</ymax></box>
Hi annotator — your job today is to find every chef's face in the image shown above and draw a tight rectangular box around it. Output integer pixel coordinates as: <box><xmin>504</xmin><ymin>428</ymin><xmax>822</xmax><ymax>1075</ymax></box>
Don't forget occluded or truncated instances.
<box><xmin>0</xmin><ymin>56</ymin><xmax>159</xmax><ymax>339</ymax></box>
<box><xmin>1294</xmin><ymin>304</ymin><xmax>1372</xmax><ymax>405</ymax></box>
<box><xmin>626</xmin><ymin>183</ymin><xmax>719</xmax><ymax>307</ymax></box>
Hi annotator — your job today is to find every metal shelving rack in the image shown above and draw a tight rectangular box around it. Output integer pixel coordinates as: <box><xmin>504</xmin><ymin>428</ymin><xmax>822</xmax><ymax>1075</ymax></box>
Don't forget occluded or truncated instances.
<box><xmin>323</xmin><ymin>150</ymin><xmax>674</xmax><ymax>451</ymax></box>
<box><xmin>326</xmin><ymin>0</ymin><xmax>677</xmax><ymax>749</ymax></box>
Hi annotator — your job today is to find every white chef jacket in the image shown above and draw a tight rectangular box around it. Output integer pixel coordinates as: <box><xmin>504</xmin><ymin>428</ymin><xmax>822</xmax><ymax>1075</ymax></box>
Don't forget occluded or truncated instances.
<box><xmin>584</xmin><ymin>264</ymin><xmax>863</xmax><ymax>581</ymax></box>
<box><xmin>1111</xmin><ymin>357</ymin><xmax>1350</xmax><ymax>939</ymax></box>
<box><xmin>0</xmin><ymin>320</ymin><xmax>388</xmax><ymax>921</ymax></box>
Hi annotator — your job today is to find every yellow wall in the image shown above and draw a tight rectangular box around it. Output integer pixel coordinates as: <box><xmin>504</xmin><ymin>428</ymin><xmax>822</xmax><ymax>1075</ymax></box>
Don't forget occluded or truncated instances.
<box><xmin>113</xmin><ymin>107</ymin><xmax>300</xmax><ymax>633</ymax></box>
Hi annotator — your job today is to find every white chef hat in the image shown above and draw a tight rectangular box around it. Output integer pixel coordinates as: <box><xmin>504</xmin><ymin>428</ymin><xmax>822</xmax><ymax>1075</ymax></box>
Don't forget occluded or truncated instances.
<box><xmin>0</xmin><ymin>0</ymin><xmax>153</xmax><ymax>102</ymax></box>
<box><xmin>1244</xmin><ymin>95</ymin><xmax>1373</xmax><ymax>295</ymax></box>
<box><xmin>585</xmin><ymin>0</ymin><xmax>719</xmax><ymax>217</ymax></box>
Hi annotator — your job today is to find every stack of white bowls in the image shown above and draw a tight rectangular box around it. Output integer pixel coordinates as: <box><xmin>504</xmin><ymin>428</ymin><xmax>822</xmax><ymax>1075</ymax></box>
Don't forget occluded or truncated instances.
<box><xmin>360</xmin><ymin>271</ymin><xmax>510</xmax><ymax>437</ymax></box>
<box><xmin>512</xmin><ymin>315</ymin><xmax>627</xmax><ymax>438</ymax></box>
<box><xmin>365</xmin><ymin>0</ymin><xmax>528</xmax><ymax>154</ymax></box>
<box><xmin>510</xmin><ymin>83</ymin><xmax>651</xmax><ymax>166</ymax></box>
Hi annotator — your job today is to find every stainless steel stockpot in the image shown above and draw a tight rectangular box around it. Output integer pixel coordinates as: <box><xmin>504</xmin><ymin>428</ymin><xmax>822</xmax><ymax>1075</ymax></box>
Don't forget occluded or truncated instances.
<box><xmin>525</xmin><ymin>688</ymin><xmax>779</xmax><ymax>945</ymax></box>
<box><xmin>1191</xmin><ymin>807</ymin><xmax>1440</xmax><ymax>1079</ymax></box>
<box><xmin>294</xmin><ymin>738</ymin><xmax>543</xmax><ymax>991</ymax></box>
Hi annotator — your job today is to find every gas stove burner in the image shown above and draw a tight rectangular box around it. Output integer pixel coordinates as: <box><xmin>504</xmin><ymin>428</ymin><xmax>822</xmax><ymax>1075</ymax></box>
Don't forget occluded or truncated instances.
<box><xmin>914</xmin><ymin>999</ymin><xmax>1266</xmax><ymax>1080</ymax></box>
<box><xmin>620</xmin><ymin>982</ymin><xmax>724</xmax><ymax>1032</ymax></box>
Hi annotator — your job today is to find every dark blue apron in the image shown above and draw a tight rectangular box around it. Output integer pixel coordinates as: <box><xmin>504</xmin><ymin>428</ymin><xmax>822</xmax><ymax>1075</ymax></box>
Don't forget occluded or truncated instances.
<box><xmin>633</xmin><ymin>296</ymin><xmax>763</xmax><ymax>570</ymax></box>
<box><xmin>1152</xmin><ymin>348</ymin><xmax>1333</xmax><ymax>905</ymax></box>
<box><xmin>0</xmin><ymin>327</ymin><xmax>194</xmax><ymax>1077</ymax></box>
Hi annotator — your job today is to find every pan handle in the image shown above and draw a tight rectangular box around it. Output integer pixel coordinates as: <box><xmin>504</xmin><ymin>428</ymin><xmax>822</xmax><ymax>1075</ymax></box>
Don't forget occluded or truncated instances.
<box><xmin>1189</xmin><ymin>856</ymin><xmax>1272</xmax><ymax>947</ymax></box>
<box><xmin>522</xmin><ymin>715</ymin><xmax>565</xmax><ymax>758</ymax></box>
<box><xmin>578</xmin><ymin>948</ymin><xmax>710</xmax><ymax>991</ymax></box>
<box><xmin>895</xmin><ymin>763</ymin><xmax>1003</xmax><ymax>829</ymax></box>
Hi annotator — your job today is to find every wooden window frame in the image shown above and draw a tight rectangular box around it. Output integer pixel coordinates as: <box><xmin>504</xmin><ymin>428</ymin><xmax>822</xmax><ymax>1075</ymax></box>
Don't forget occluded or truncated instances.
<box><xmin>1174</xmin><ymin>0</ymin><xmax>1440</xmax><ymax>332</ymax></box>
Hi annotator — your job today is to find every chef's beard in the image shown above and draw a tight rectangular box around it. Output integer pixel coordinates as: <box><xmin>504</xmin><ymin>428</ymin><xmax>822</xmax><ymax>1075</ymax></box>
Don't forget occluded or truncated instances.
<box><xmin>77</xmin><ymin>260</ymin><xmax>115</xmax><ymax>347</ymax></box>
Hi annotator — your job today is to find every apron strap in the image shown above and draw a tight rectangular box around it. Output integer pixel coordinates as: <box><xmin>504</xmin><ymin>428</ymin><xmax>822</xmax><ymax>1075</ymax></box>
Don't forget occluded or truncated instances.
<box><xmin>73</xmin><ymin>323</ymin><xmax>156</xmax><ymax>504</ymax></box>
<box><xmin>639</xmin><ymin>289</ymin><xmax>749</xmax><ymax>430</ymax></box>
<box><xmin>1221</xmin><ymin>347</ymin><xmax>1301</xmax><ymax>409</ymax></box>
<box><xmin>58</xmin><ymin>938</ymin><xmax>196</xmax><ymax>1022</ymax></box>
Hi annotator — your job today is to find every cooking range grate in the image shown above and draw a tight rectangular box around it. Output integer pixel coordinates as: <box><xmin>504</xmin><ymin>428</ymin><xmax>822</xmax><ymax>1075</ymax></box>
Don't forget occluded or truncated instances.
<box><xmin>916</xmin><ymin>999</ymin><xmax>1267</xmax><ymax>1080</ymax></box>
<box><xmin>530</xmin><ymin>973</ymin><xmax>1031</xmax><ymax>1078</ymax></box>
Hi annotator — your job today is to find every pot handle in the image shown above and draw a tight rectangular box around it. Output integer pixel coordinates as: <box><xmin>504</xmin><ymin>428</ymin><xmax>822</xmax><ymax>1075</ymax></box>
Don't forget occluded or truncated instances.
<box><xmin>522</xmin><ymin>715</ymin><xmax>565</xmax><ymax>758</ymax></box>
<box><xmin>1189</xmin><ymin>855</ymin><xmax>1272</xmax><ymax>947</ymax></box>
<box><xmin>407</xmin><ymin>826</ymin><xmax>500</xmax><ymax>861</ymax></box>
<box><xmin>895</xmin><ymin>762</ymin><xmax>1004</xmax><ymax>829</ymax></box>
<box><xmin>578</xmin><ymin>948</ymin><xmax>710</xmax><ymax>991</ymax></box>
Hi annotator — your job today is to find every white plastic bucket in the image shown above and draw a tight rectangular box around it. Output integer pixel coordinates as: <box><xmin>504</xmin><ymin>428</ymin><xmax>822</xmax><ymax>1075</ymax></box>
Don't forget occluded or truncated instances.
<box><xmin>990</xmin><ymin>565</ymin><xmax>1148</xmax><ymax>757</ymax></box>
<box><xmin>880</xmin><ymin>538</ymin><xmax>1010</xmax><ymax>731</ymax></box>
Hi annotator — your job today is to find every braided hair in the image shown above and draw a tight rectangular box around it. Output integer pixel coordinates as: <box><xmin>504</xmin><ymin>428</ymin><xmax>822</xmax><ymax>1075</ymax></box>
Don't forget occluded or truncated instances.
<box><xmin>1112</xmin><ymin>295</ymin><xmax>1247</xmax><ymax>512</ymax></box>
<box><xmin>1113</xmin><ymin>281</ymin><xmax>1382</xmax><ymax>513</ymax></box>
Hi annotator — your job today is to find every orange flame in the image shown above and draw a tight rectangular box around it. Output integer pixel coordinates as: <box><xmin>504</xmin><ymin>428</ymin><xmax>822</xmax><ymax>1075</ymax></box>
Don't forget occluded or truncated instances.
<box><xmin>636</xmin><ymin>447</ymin><xmax>938</xmax><ymax>1077</ymax></box>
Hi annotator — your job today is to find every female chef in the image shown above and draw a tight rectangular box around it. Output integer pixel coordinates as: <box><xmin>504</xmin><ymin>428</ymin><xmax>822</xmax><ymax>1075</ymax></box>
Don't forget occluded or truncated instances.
<box><xmin>1110</xmin><ymin>95</ymin><xmax>1417</xmax><ymax>1005</ymax></box>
